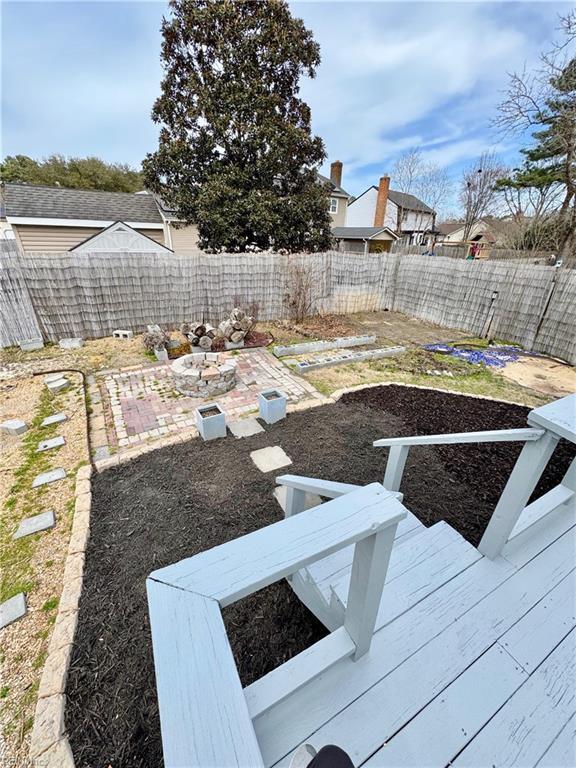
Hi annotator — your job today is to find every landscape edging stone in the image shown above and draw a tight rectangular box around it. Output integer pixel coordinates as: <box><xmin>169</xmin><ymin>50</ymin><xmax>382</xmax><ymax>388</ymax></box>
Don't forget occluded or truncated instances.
<box><xmin>29</xmin><ymin>465</ymin><xmax>92</xmax><ymax>767</ymax></box>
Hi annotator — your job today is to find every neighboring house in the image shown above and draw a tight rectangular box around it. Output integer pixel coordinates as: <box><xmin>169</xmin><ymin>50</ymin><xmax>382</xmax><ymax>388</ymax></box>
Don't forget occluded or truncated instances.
<box><xmin>332</xmin><ymin>225</ymin><xmax>399</xmax><ymax>254</ymax></box>
<box><xmin>345</xmin><ymin>176</ymin><xmax>436</xmax><ymax>245</ymax></box>
<box><xmin>1</xmin><ymin>183</ymin><xmax>200</xmax><ymax>254</ymax></box>
<box><xmin>439</xmin><ymin>217</ymin><xmax>517</xmax><ymax>249</ymax></box>
<box><xmin>318</xmin><ymin>161</ymin><xmax>352</xmax><ymax>227</ymax></box>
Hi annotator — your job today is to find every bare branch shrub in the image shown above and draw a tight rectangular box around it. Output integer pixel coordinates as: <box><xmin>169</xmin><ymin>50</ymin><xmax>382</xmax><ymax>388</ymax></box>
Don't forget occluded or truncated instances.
<box><xmin>284</xmin><ymin>259</ymin><xmax>314</xmax><ymax>322</ymax></box>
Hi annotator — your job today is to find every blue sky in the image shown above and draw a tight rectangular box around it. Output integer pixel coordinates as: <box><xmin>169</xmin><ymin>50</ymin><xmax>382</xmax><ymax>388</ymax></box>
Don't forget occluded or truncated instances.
<box><xmin>1</xmin><ymin>1</ymin><xmax>572</xmax><ymax>212</ymax></box>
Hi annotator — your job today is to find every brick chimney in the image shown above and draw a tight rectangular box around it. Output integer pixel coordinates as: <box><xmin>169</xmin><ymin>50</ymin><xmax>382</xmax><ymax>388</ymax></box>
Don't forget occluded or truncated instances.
<box><xmin>374</xmin><ymin>175</ymin><xmax>390</xmax><ymax>228</ymax></box>
<box><xmin>330</xmin><ymin>160</ymin><xmax>343</xmax><ymax>188</ymax></box>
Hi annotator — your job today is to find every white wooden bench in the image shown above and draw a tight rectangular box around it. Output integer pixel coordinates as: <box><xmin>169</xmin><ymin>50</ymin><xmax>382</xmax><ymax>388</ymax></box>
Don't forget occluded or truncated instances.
<box><xmin>147</xmin><ymin>483</ymin><xmax>407</xmax><ymax>767</ymax></box>
<box><xmin>374</xmin><ymin>392</ymin><xmax>576</xmax><ymax>559</ymax></box>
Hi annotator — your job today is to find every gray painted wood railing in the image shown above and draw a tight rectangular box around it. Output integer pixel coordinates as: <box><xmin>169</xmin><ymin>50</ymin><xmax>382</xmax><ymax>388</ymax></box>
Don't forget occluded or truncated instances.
<box><xmin>147</xmin><ymin>483</ymin><xmax>406</xmax><ymax>767</ymax></box>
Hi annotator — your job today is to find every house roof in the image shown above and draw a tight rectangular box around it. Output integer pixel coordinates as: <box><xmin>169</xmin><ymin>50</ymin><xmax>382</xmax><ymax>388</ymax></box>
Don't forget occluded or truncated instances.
<box><xmin>332</xmin><ymin>226</ymin><xmax>399</xmax><ymax>240</ymax></box>
<box><xmin>347</xmin><ymin>184</ymin><xmax>434</xmax><ymax>214</ymax></box>
<box><xmin>317</xmin><ymin>172</ymin><xmax>351</xmax><ymax>198</ymax></box>
<box><xmin>3</xmin><ymin>183</ymin><xmax>163</xmax><ymax>224</ymax></box>
<box><xmin>437</xmin><ymin>220</ymin><xmax>464</xmax><ymax>236</ymax></box>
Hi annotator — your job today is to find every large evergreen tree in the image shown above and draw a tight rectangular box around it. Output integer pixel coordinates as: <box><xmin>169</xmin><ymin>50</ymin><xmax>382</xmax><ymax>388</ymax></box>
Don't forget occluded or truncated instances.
<box><xmin>143</xmin><ymin>0</ymin><xmax>332</xmax><ymax>253</ymax></box>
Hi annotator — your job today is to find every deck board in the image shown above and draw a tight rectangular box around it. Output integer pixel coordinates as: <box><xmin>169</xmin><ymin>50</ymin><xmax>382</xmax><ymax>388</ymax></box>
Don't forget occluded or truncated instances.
<box><xmin>453</xmin><ymin>629</ymin><xmax>575</xmax><ymax>768</ymax></box>
<box><xmin>258</xmin><ymin>525</ymin><xmax>575</xmax><ymax>768</ymax></box>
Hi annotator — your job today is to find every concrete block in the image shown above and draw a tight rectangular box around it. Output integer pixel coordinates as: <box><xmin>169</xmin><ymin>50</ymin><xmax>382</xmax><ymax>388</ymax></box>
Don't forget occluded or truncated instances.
<box><xmin>258</xmin><ymin>389</ymin><xmax>287</xmax><ymax>424</ymax></box>
<box><xmin>250</xmin><ymin>445</ymin><xmax>292</xmax><ymax>473</ymax></box>
<box><xmin>13</xmin><ymin>510</ymin><xmax>56</xmax><ymax>539</ymax></box>
<box><xmin>195</xmin><ymin>403</ymin><xmax>226</xmax><ymax>441</ymax></box>
<box><xmin>58</xmin><ymin>338</ymin><xmax>84</xmax><ymax>349</ymax></box>
<box><xmin>294</xmin><ymin>345</ymin><xmax>406</xmax><ymax>373</ymax></box>
<box><xmin>46</xmin><ymin>378</ymin><xmax>69</xmax><ymax>393</ymax></box>
<box><xmin>112</xmin><ymin>329</ymin><xmax>133</xmax><ymax>340</ymax></box>
<box><xmin>32</xmin><ymin>468</ymin><xmax>66</xmax><ymax>488</ymax></box>
<box><xmin>37</xmin><ymin>436</ymin><xmax>66</xmax><ymax>453</ymax></box>
<box><xmin>274</xmin><ymin>335</ymin><xmax>376</xmax><ymax>357</ymax></box>
<box><xmin>0</xmin><ymin>592</ymin><xmax>27</xmax><ymax>629</ymax></box>
<box><xmin>18</xmin><ymin>337</ymin><xmax>44</xmax><ymax>352</ymax></box>
<box><xmin>229</xmin><ymin>418</ymin><xmax>265</xmax><ymax>439</ymax></box>
<box><xmin>225</xmin><ymin>339</ymin><xmax>244</xmax><ymax>350</ymax></box>
<box><xmin>1</xmin><ymin>418</ymin><xmax>27</xmax><ymax>435</ymax></box>
<box><xmin>41</xmin><ymin>412</ymin><xmax>67</xmax><ymax>427</ymax></box>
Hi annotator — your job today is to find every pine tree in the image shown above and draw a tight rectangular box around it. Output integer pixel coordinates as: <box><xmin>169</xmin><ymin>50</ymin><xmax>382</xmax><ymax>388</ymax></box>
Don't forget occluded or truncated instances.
<box><xmin>497</xmin><ymin>52</ymin><xmax>575</xmax><ymax>258</ymax></box>
<box><xmin>143</xmin><ymin>0</ymin><xmax>332</xmax><ymax>253</ymax></box>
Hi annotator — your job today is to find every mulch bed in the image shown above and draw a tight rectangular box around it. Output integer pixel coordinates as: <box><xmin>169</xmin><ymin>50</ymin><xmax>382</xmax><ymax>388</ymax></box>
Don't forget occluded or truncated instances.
<box><xmin>67</xmin><ymin>385</ymin><xmax>575</xmax><ymax>768</ymax></box>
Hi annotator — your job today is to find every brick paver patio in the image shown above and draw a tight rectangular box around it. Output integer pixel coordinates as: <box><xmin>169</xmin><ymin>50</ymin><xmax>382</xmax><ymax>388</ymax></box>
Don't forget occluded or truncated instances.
<box><xmin>95</xmin><ymin>348</ymin><xmax>321</xmax><ymax>455</ymax></box>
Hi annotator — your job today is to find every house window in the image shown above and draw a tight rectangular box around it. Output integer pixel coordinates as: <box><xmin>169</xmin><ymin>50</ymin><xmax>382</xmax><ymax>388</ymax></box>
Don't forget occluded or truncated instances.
<box><xmin>329</xmin><ymin>197</ymin><xmax>338</xmax><ymax>214</ymax></box>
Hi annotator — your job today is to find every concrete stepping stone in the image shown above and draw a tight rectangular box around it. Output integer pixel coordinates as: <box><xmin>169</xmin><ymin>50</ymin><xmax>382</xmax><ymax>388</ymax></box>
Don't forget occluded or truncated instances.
<box><xmin>273</xmin><ymin>485</ymin><xmax>322</xmax><ymax>513</ymax></box>
<box><xmin>32</xmin><ymin>468</ymin><xmax>66</xmax><ymax>488</ymax></box>
<box><xmin>36</xmin><ymin>435</ymin><xmax>65</xmax><ymax>453</ymax></box>
<box><xmin>250</xmin><ymin>445</ymin><xmax>292</xmax><ymax>473</ymax></box>
<box><xmin>13</xmin><ymin>510</ymin><xmax>55</xmax><ymax>540</ymax></box>
<box><xmin>41</xmin><ymin>412</ymin><xmax>67</xmax><ymax>427</ymax></box>
<box><xmin>1</xmin><ymin>419</ymin><xmax>27</xmax><ymax>436</ymax></box>
<box><xmin>46</xmin><ymin>378</ymin><xmax>69</xmax><ymax>393</ymax></box>
<box><xmin>229</xmin><ymin>418</ymin><xmax>265</xmax><ymax>439</ymax></box>
<box><xmin>44</xmin><ymin>373</ymin><xmax>64</xmax><ymax>384</ymax></box>
<box><xmin>0</xmin><ymin>593</ymin><xmax>27</xmax><ymax>630</ymax></box>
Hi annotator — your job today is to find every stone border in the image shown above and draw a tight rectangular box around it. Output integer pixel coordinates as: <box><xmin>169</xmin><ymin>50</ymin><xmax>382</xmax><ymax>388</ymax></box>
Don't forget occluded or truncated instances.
<box><xmin>273</xmin><ymin>334</ymin><xmax>376</xmax><ymax>358</ymax></box>
<box><xmin>29</xmin><ymin>465</ymin><xmax>92</xmax><ymax>767</ymax></box>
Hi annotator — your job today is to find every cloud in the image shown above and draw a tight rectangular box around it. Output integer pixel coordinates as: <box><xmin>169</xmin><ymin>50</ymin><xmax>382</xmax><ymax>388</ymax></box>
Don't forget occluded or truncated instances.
<box><xmin>1</xmin><ymin>0</ymin><xmax>569</xmax><ymax>205</ymax></box>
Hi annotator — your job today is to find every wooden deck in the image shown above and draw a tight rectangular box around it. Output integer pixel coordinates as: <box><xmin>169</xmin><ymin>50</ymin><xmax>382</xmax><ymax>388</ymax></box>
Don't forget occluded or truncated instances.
<box><xmin>258</xmin><ymin>501</ymin><xmax>575</xmax><ymax>767</ymax></box>
<box><xmin>147</xmin><ymin>394</ymin><xmax>576</xmax><ymax>768</ymax></box>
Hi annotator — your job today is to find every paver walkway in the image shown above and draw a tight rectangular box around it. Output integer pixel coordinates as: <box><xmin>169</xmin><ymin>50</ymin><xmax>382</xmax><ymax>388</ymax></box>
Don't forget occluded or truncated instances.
<box><xmin>97</xmin><ymin>348</ymin><xmax>321</xmax><ymax>453</ymax></box>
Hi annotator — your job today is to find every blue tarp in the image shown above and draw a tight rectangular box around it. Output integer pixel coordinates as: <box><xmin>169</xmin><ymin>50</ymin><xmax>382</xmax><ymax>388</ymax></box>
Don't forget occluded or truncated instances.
<box><xmin>424</xmin><ymin>343</ymin><xmax>526</xmax><ymax>368</ymax></box>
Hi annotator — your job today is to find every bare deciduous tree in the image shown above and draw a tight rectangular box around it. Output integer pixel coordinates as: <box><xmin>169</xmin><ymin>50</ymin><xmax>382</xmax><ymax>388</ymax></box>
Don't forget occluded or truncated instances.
<box><xmin>459</xmin><ymin>152</ymin><xmax>507</xmax><ymax>241</ymax></box>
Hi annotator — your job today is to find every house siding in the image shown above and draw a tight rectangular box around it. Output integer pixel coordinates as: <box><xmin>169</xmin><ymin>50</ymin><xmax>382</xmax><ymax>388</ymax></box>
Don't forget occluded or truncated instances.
<box><xmin>168</xmin><ymin>223</ymin><xmax>200</xmax><ymax>253</ymax></box>
<box><xmin>346</xmin><ymin>189</ymin><xmax>397</xmax><ymax>230</ymax></box>
<box><xmin>13</xmin><ymin>224</ymin><xmax>165</xmax><ymax>253</ymax></box>
<box><xmin>328</xmin><ymin>196</ymin><xmax>348</xmax><ymax>227</ymax></box>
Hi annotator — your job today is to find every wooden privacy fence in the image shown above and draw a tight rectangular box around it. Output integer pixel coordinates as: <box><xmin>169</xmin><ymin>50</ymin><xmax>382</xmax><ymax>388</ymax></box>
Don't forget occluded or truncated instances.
<box><xmin>1</xmin><ymin>241</ymin><xmax>575</xmax><ymax>364</ymax></box>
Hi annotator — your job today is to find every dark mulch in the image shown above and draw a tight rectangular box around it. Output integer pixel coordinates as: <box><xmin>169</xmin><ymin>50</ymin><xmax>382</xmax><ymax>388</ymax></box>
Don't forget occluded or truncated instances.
<box><xmin>67</xmin><ymin>385</ymin><xmax>574</xmax><ymax>768</ymax></box>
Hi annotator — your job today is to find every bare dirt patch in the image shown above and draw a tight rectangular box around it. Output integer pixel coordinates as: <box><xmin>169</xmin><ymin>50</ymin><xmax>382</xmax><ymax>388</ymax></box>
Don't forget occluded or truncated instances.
<box><xmin>500</xmin><ymin>356</ymin><xmax>576</xmax><ymax>398</ymax></box>
<box><xmin>66</xmin><ymin>386</ymin><xmax>574</xmax><ymax>768</ymax></box>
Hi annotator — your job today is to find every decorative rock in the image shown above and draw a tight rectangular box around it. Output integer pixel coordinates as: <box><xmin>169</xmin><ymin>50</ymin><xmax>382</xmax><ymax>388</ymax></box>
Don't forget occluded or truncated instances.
<box><xmin>258</xmin><ymin>389</ymin><xmax>287</xmax><ymax>424</ymax></box>
<box><xmin>1</xmin><ymin>418</ymin><xmax>27</xmax><ymax>435</ymax></box>
<box><xmin>113</xmin><ymin>329</ymin><xmax>133</xmax><ymax>340</ymax></box>
<box><xmin>13</xmin><ymin>510</ymin><xmax>56</xmax><ymax>540</ymax></box>
<box><xmin>147</xmin><ymin>324</ymin><xmax>162</xmax><ymax>334</ymax></box>
<box><xmin>229</xmin><ymin>418</ymin><xmax>265</xmax><ymax>439</ymax></box>
<box><xmin>18</xmin><ymin>337</ymin><xmax>44</xmax><ymax>352</ymax></box>
<box><xmin>41</xmin><ymin>412</ymin><xmax>67</xmax><ymax>427</ymax></box>
<box><xmin>195</xmin><ymin>403</ymin><xmax>227</xmax><ymax>441</ymax></box>
<box><xmin>32</xmin><ymin>468</ymin><xmax>66</xmax><ymax>488</ymax></box>
<box><xmin>46</xmin><ymin>378</ymin><xmax>69</xmax><ymax>393</ymax></box>
<box><xmin>58</xmin><ymin>338</ymin><xmax>84</xmax><ymax>350</ymax></box>
<box><xmin>250</xmin><ymin>445</ymin><xmax>292</xmax><ymax>473</ymax></box>
<box><xmin>37</xmin><ymin>436</ymin><xmax>66</xmax><ymax>453</ymax></box>
<box><xmin>0</xmin><ymin>592</ymin><xmax>27</xmax><ymax>629</ymax></box>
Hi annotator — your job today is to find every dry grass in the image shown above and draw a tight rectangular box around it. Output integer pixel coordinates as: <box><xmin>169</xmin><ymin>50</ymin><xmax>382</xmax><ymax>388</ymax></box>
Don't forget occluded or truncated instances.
<box><xmin>0</xmin><ymin>373</ymin><xmax>88</xmax><ymax>766</ymax></box>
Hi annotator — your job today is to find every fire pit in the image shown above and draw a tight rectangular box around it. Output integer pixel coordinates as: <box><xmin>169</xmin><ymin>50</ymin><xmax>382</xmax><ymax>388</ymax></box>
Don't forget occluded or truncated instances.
<box><xmin>171</xmin><ymin>352</ymin><xmax>237</xmax><ymax>397</ymax></box>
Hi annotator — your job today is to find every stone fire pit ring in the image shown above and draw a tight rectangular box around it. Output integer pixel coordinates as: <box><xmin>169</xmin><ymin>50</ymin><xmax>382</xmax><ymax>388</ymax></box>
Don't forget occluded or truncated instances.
<box><xmin>171</xmin><ymin>352</ymin><xmax>237</xmax><ymax>397</ymax></box>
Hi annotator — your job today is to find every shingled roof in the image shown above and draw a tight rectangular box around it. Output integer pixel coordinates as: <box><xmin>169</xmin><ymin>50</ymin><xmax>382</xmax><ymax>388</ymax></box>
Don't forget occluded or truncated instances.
<box><xmin>3</xmin><ymin>183</ymin><xmax>163</xmax><ymax>223</ymax></box>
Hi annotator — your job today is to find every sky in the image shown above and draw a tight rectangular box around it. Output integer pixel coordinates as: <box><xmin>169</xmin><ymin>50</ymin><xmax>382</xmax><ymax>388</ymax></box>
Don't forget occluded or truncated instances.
<box><xmin>1</xmin><ymin>0</ymin><xmax>573</xmax><ymax>214</ymax></box>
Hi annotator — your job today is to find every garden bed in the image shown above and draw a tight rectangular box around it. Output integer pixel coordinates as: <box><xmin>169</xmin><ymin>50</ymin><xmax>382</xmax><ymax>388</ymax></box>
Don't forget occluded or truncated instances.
<box><xmin>66</xmin><ymin>385</ymin><xmax>575</xmax><ymax>768</ymax></box>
